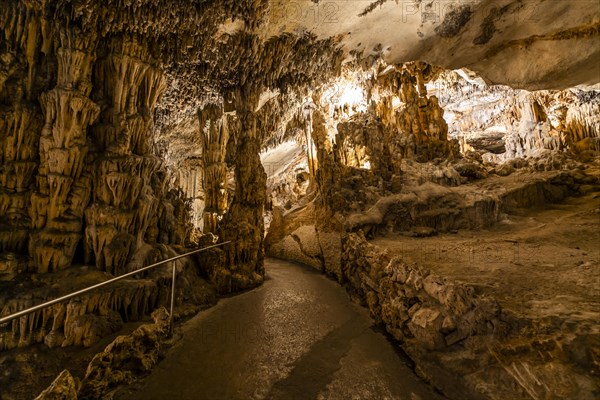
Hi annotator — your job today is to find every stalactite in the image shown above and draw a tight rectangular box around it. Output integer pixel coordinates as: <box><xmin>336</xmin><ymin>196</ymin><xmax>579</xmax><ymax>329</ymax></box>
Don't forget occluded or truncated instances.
<box><xmin>29</xmin><ymin>27</ymin><xmax>100</xmax><ymax>274</ymax></box>
<box><xmin>0</xmin><ymin>278</ymin><xmax>160</xmax><ymax>350</ymax></box>
<box><xmin>198</xmin><ymin>103</ymin><xmax>229</xmax><ymax>233</ymax></box>
<box><xmin>84</xmin><ymin>38</ymin><xmax>170</xmax><ymax>275</ymax></box>
<box><xmin>374</xmin><ymin>65</ymin><xmax>458</xmax><ymax>164</ymax></box>
<box><xmin>0</xmin><ymin>105</ymin><xmax>42</xmax><ymax>259</ymax></box>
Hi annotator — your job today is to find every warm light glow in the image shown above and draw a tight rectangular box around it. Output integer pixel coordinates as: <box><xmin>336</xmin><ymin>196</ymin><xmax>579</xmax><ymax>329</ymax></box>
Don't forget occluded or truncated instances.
<box><xmin>339</xmin><ymin>85</ymin><xmax>364</xmax><ymax>107</ymax></box>
<box><xmin>391</xmin><ymin>96</ymin><xmax>404</xmax><ymax>109</ymax></box>
<box><xmin>321</xmin><ymin>79</ymin><xmax>367</xmax><ymax>118</ymax></box>
<box><xmin>361</xmin><ymin>160</ymin><xmax>371</xmax><ymax>170</ymax></box>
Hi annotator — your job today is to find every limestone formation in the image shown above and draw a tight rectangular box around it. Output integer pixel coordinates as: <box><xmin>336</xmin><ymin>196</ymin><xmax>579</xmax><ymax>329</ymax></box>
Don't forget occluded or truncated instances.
<box><xmin>263</xmin><ymin>60</ymin><xmax>598</xmax><ymax>400</ymax></box>
<box><xmin>30</xmin><ymin>27</ymin><xmax>100</xmax><ymax>274</ymax></box>
<box><xmin>0</xmin><ymin>0</ymin><xmax>599</xmax><ymax>399</ymax></box>
<box><xmin>77</xmin><ymin>307</ymin><xmax>170</xmax><ymax>399</ymax></box>
<box><xmin>35</xmin><ymin>369</ymin><xmax>79</xmax><ymax>400</ymax></box>
<box><xmin>428</xmin><ymin>69</ymin><xmax>600</xmax><ymax>161</ymax></box>
<box><xmin>84</xmin><ymin>38</ymin><xmax>170</xmax><ymax>276</ymax></box>
<box><xmin>33</xmin><ymin>308</ymin><xmax>169</xmax><ymax>400</ymax></box>
<box><xmin>198</xmin><ymin>103</ymin><xmax>229</xmax><ymax>234</ymax></box>
<box><xmin>217</xmin><ymin>92</ymin><xmax>268</xmax><ymax>291</ymax></box>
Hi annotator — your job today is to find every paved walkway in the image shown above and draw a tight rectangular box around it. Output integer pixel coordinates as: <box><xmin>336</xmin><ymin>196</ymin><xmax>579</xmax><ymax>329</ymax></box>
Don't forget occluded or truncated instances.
<box><xmin>121</xmin><ymin>259</ymin><xmax>445</xmax><ymax>400</ymax></box>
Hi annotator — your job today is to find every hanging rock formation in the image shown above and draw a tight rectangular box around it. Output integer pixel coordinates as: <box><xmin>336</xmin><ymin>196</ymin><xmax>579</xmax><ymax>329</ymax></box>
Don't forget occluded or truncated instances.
<box><xmin>0</xmin><ymin>0</ymin><xmax>599</xmax><ymax>399</ymax></box>
<box><xmin>264</xmin><ymin>59</ymin><xmax>599</xmax><ymax>400</ymax></box>
<box><xmin>428</xmin><ymin>68</ymin><xmax>600</xmax><ymax>161</ymax></box>
<box><xmin>84</xmin><ymin>38</ymin><xmax>170</xmax><ymax>276</ymax></box>
<box><xmin>1</xmin><ymin>0</ymin><xmax>346</xmax><ymax>361</ymax></box>
<box><xmin>198</xmin><ymin>103</ymin><xmax>229</xmax><ymax>234</ymax></box>
<box><xmin>30</xmin><ymin>28</ymin><xmax>100</xmax><ymax>274</ymax></box>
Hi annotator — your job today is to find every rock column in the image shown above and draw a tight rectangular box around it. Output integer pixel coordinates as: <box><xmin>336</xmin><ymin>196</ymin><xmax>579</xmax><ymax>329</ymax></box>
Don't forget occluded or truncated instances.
<box><xmin>29</xmin><ymin>29</ymin><xmax>100</xmax><ymax>273</ymax></box>
<box><xmin>85</xmin><ymin>40</ymin><xmax>167</xmax><ymax>275</ymax></box>
<box><xmin>198</xmin><ymin>103</ymin><xmax>229</xmax><ymax>234</ymax></box>
<box><xmin>218</xmin><ymin>89</ymin><xmax>266</xmax><ymax>290</ymax></box>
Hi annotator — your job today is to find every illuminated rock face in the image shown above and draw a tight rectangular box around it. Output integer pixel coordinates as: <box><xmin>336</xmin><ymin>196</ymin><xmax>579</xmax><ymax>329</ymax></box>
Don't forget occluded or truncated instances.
<box><xmin>0</xmin><ymin>0</ymin><xmax>345</xmax><ymax>355</ymax></box>
<box><xmin>0</xmin><ymin>4</ymin><xmax>189</xmax><ymax>281</ymax></box>
<box><xmin>198</xmin><ymin>103</ymin><xmax>229</xmax><ymax>234</ymax></box>
<box><xmin>0</xmin><ymin>0</ymin><xmax>343</xmax><ymax>273</ymax></box>
<box><xmin>263</xmin><ymin>60</ymin><xmax>599</xmax><ymax>400</ymax></box>
<box><xmin>427</xmin><ymin>69</ymin><xmax>600</xmax><ymax>161</ymax></box>
<box><xmin>84</xmin><ymin>41</ymin><xmax>171</xmax><ymax>277</ymax></box>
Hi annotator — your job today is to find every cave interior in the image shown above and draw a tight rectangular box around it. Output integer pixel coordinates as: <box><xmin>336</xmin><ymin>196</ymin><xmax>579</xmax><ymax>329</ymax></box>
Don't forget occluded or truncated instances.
<box><xmin>0</xmin><ymin>0</ymin><xmax>599</xmax><ymax>399</ymax></box>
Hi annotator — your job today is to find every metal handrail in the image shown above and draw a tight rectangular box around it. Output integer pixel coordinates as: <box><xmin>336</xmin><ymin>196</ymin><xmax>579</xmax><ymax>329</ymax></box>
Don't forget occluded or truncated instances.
<box><xmin>0</xmin><ymin>241</ymin><xmax>232</xmax><ymax>335</ymax></box>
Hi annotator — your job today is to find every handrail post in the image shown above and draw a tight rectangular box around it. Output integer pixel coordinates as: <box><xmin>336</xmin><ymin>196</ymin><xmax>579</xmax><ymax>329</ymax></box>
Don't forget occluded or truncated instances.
<box><xmin>169</xmin><ymin>261</ymin><xmax>176</xmax><ymax>337</ymax></box>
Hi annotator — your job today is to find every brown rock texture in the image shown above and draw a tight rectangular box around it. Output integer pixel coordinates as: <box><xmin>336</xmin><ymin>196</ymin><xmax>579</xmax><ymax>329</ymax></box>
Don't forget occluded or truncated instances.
<box><xmin>198</xmin><ymin>103</ymin><xmax>229</xmax><ymax>234</ymax></box>
<box><xmin>264</xmin><ymin>58</ymin><xmax>599</xmax><ymax>400</ymax></box>
<box><xmin>32</xmin><ymin>307</ymin><xmax>170</xmax><ymax>400</ymax></box>
<box><xmin>35</xmin><ymin>369</ymin><xmax>79</xmax><ymax>400</ymax></box>
<box><xmin>218</xmin><ymin>97</ymin><xmax>268</xmax><ymax>291</ymax></box>
<box><xmin>77</xmin><ymin>307</ymin><xmax>169</xmax><ymax>399</ymax></box>
<box><xmin>0</xmin><ymin>0</ymin><xmax>599</xmax><ymax>398</ymax></box>
<box><xmin>0</xmin><ymin>0</ymin><xmax>345</xmax><ymax>354</ymax></box>
<box><xmin>427</xmin><ymin>68</ymin><xmax>600</xmax><ymax>162</ymax></box>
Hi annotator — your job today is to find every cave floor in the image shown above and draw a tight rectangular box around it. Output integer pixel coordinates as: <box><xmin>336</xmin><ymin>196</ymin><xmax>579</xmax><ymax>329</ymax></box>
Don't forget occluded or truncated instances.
<box><xmin>371</xmin><ymin>191</ymin><xmax>600</xmax><ymax>324</ymax></box>
<box><xmin>116</xmin><ymin>258</ymin><xmax>445</xmax><ymax>400</ymax></box>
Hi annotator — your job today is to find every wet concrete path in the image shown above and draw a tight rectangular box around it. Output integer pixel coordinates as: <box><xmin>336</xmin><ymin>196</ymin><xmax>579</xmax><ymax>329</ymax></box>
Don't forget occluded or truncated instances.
<box><xmin>122</xmin><ymin>258</ymin><xmax>445</xmax><ymax>400</ymax></box>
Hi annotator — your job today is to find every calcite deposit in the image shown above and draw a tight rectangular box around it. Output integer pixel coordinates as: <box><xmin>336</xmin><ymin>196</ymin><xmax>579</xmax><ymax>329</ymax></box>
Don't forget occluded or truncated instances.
<box><xmin>427</xmin><ymin>68</ymin><xmax>600</xmax><ymax>161</ymax></box>
<box><xmin>0</xmin><ymin>0</ymin><xmax>342</xmax><ymax>357</ymax></box>
<box><xmin>197</xmin><ymin>103</ymin><xmax>229</xmax><ymax>234</ymax></box>
<box><xmin>1</xmin><ymin>0</ymin><xmax>599</xmax><ymax>399</ymax></box>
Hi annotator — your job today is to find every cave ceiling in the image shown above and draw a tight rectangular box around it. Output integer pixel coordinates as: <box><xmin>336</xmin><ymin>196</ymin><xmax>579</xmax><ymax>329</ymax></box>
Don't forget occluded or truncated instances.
<box><xmin>267</xmin><ymin>0</ymin><xmax>600</xmax><ymax>90</ymax></box>
<box><xmin>34</xmin><ymin>0</ymin><xmax>599</xmax><ymax>99</ymax></box>
<box><xmin>3</xmin><ymin>0</ymin><xmax>599</xmax><ymax>163</ymax></box>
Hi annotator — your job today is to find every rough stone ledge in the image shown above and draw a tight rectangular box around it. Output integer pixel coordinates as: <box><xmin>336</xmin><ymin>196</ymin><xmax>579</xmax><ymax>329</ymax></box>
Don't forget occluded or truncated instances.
<box><xmin>36</xmin><ymin>307</ymin><xmax>170</xmax><ymax>400</ymax></box>
<box><xmin>339</xmin><ymin>231</ymin><xmax>599</xmax><ymax>400</ymax></box>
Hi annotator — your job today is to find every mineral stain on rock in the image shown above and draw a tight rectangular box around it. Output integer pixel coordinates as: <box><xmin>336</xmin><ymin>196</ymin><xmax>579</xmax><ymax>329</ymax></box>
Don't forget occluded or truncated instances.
<box><xmin>473</xmin><ymin>5</ymin><xmax>510</xmax><ymax>45</ymax></box>
<box><xmin>435</xmin><ymin>5</ymin><xmax>473</xmax><ymax>38</ymax></box>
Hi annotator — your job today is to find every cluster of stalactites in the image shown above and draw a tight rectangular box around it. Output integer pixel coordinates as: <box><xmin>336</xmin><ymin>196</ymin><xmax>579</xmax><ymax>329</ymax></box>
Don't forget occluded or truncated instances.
<box><xmin>84</xmin><ymin>38</ymin><xmax>172</xmax><ymax>276</ymax></box>
<box><xmin>0</xmin><ymin>278</ymin><xmax>159</xmax><ymax>351</ymax></box>
<box><xmin>373</xmin><ymin>64</ymin><xmax>449</xmax><ymax>144</ymax></box>
<box><xmin>310</xmin><ymin>62</ymin><xmax>456</xmax><ymax>184</ymax></box>
<box><xmin>29</xmin><ymin>27</ymin><xmax>100</xmax><ymax>274</ymax></box>
<box><xmin>198</xmin><ymin>103</ymin><xmax>230</xmax><ymax>234</ymax></box>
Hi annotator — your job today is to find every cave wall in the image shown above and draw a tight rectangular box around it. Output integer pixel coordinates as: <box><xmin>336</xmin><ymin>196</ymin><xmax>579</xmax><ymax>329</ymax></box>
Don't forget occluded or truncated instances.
<box><xmin>266</xmin><ymin>63</ymin><xmax>463</xmax><ymax>265</ymax></box>
<box><xmin>0</xmin><ymin>4</ymin><xmax>191</xmax><ymax>277</ymax></box>
<box><xmin>260</xmin><ymin>48</ymin><xmax>600</xmax><ymax>400</ymax></box>
<box><xmin>0</xmin><ymin>2</ymin><xmax>203</xmax><ymax>351</ymax></box>
<box><xmin>264</xmin><ymin>61</ymin><xmax>599</xmax><ymax>400</ymax></box>
<box><xmin>1</xmin><ymin>0</ymin><xmax>347</xmax><ymax>303</ymax></box>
